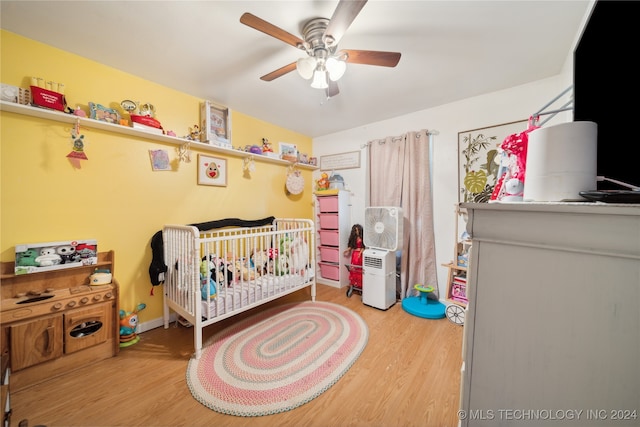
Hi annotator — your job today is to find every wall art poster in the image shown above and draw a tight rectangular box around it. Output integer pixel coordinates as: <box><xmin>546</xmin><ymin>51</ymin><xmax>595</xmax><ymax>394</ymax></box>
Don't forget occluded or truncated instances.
<box><xmin>198</xmin><ymin>154</ymin><xmax>227</xmax><ymax>187</ymax></box>
<box><xmin>458</xmin><ymin>120</ymin><xmax>527</xmax><ymax>203</ymax></box>
<box><xmin>149</xmin><ymin>149</ymin><xmax>171</xmax><ymax>171</ymax></box>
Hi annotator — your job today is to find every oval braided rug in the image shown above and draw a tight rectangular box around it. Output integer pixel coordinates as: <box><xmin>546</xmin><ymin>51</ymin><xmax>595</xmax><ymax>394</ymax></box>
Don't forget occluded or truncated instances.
<box><xmin>186</xmin><ymin>301</ymin><xmax>368</xmax><ymax>416</ymax></box>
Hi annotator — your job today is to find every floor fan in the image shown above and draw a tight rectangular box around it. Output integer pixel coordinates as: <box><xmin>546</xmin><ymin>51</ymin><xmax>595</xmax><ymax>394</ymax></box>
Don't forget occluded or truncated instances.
<box><xmin>362</xmin><ymin>207</ymin><xmax>402</xmax><ymax>310</ymax></box>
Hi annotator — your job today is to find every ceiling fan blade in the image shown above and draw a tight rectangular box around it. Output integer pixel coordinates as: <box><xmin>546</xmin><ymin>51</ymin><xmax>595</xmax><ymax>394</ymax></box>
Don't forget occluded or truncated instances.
<box><xmin>326</xmin><ymin>80</ymin><xmax>340</xmax><ymax>98</ymax></box>
<box><xmin>341</xmin><ymin>49</ymin><xmax>401</xmax><ymax>67</ymax></box>
<box><xmin>240</xmin><ymin>13</ymin><xmax>304</xmax><ymax>48</ymax></box>
<box><xmin>260</xmin><ymin>62</ymin><xmax>298</xmax><ymax>81</ymax></box>
<box><xmin>324</xmin><ymin>0</ymin><xmax>367</xmax><ymax>46</ymax></box>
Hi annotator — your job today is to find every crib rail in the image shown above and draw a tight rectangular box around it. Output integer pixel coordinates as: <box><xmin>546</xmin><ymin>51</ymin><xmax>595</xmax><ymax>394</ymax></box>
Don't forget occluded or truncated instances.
<box><xmin>162</xmin><ymin>225</ymin><xmax>202</xmax><ymax>323</ymax></box>
<box><xmin>162</xmin><ymin>219</ymin><xmax>315</xmax><ymax>355</ymax></box>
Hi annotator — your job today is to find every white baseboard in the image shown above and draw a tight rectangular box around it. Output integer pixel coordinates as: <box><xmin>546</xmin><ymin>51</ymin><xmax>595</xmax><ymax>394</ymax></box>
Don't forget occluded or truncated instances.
<box><xmin>137</xmin><ymin>314</ymin><xmax>177</xmax><ymax>334</ymax></box>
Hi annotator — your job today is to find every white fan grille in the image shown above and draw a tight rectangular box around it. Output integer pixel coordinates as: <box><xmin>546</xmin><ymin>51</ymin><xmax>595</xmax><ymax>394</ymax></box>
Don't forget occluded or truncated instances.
<box><xmin>364</xmin><ymin>206</ymin><xmax>403</xmax><ymax>251</ymax></box>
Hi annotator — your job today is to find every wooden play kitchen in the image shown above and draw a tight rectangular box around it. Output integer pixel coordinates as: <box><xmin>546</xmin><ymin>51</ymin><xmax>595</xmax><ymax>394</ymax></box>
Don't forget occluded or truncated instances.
<box><xmin>0</xmin><ymin>251</ymin><xmax>119</xmax><ymax>394</ymax></box>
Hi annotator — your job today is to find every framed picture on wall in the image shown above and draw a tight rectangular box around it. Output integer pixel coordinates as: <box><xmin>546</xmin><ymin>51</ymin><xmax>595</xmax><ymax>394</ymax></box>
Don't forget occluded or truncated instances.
<box><xmin>279</xmin><ymin>142</ymin><xmax>298</xmax><ymax>162</ymax></box>
<box><xmin>200</xmin><ymin>101</ymin><xmax>231</xmax><ymax>144</ymax></box>
<box><xmin>148</xmin><ymin>149</ymin><xmax>171</xmax><ymax>171</ymax></box>
<box><xmin>198</xmin><ymin>154</ymin><xmax>227</xmax><ymax>187</ymax></box>
<box><xmin>458</xmin><ymin>120</ymin><xmax>528</xmax><ymax>203</ymax></box>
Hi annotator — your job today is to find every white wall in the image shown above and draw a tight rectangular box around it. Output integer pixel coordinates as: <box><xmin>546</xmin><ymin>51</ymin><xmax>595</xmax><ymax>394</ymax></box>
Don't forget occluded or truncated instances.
<box><xmin>312</xmin><ymin>73</ymin><xmax>573</xmax><ymax>299</ymax></box>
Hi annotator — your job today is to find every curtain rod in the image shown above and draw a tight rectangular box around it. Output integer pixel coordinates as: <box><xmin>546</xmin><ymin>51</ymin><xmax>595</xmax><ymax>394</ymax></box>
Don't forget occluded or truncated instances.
<box><xmin>360</xmin><ymin>129</ymin><xmax>439</xmax><ymax>148</ymax></box>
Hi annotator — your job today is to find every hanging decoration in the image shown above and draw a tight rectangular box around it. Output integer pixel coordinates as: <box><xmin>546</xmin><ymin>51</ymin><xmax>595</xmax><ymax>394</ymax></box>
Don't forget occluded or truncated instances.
<box><xmin>243</xmin><ymin>156</ymin><xmax>256</xmax><ymax>173</ymax></box>
<box><xmin>285</xmin><ymin>164</ymin><xmax>304</xmax><ymax>195</ymax></box>
<box><xmin>177</xmin><ymin>141</ymin><xmax>191</xmax><ymax>163</ymax></box>
<box><xmin>67</xmin><ymin>119</ymin><xmax>88</xmax><ymax>160</ymax></box>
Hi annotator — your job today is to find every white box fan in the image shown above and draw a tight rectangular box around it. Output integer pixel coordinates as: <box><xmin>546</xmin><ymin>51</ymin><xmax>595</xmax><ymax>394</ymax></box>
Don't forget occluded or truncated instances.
<box><xmin>362</xmin><ymin>207</ymin><xmax>403</xmax><ymax>310</ymax></box>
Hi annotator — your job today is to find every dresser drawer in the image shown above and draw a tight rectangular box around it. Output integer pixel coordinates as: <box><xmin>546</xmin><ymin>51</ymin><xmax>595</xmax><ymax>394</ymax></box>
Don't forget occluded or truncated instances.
<box><xmin>317</xmin><ymin>196</ymin><xmax>339</xmax><ymax>213</ymax></box>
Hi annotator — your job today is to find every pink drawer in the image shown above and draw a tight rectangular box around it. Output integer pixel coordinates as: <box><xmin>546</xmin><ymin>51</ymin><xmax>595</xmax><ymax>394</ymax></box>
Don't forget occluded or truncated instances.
<box><xmin>318</xmin><ymin>213</ymin><xmax>339</xmax><ymax>229</ymax></box>
<box><xmin>319</xmin><ymin>246</ymin><xmax>340</xmax><ymax>263</ymax></box>
<box><xmin>319</xmin><ymin>262</ymin><xmax>340</xmax><ymax>281</ymax></box>
<box><xmin>319</xmin><ymin>230</ymin><xmax>339</xmax><ymax>246</ymax></box>
<box><xmin>317</xmin><ymin>196</ymin><xmax>339</xmax><ymax>213</ymax></box>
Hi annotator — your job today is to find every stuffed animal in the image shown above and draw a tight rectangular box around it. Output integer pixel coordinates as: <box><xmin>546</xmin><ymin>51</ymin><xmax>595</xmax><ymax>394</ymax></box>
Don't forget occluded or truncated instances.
<box><xmin>35</xmin><ymin>247</ymin><xmax>62</xmax><ymax>266</ymax></box>
<box><xmin>275</xmin><ymin>254</ymin><xmax>290</xmax><ymax>276</ymax></box>
<box><xmin>203</xmin><ymin>254</ymin><xmax>233</xmax><ymax>287</ymax></box>
<box><xmin>289</xmin><ymin>236</ymin><xmax>309</xmax><ymax>274</ymax></box>
<box><xmin>119</xmin><ymin>303</ymin><xmax>146</xmax><ymax>346</ymax></box>
<box><xmin>16</xmin><ymin>249</ymin><xmax>39</xmax><ymax>267</ymax></box>
<box><xmin>250</xmin><ymin>249</ymin><xmax>269</xmax><ymax>276</ymax></box>
<box><xmin>233</xmin><ymin>260</ymin><xmax>255</xmax><ymax>282</ymax></box>
<box><xmin>57</xmin><ymin>244</ymin><xmax>80</xmax><ymax>264</ymax></box>
<box><xmin>200</xmin><ymin>259</ymin><xmax>217</xmax><ymax>300</ymax></box>
<box><xmin>316</xmin><ymin>172</ymin><xmax>330</xmax><ymax>190</ymax></box>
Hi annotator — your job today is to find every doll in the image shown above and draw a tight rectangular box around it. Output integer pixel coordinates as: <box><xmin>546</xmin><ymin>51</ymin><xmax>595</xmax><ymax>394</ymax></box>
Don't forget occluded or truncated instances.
<box><xmin>343</xmin><ymin>224</ymin><xmax>365</xmax><ymax>290</ymax></box>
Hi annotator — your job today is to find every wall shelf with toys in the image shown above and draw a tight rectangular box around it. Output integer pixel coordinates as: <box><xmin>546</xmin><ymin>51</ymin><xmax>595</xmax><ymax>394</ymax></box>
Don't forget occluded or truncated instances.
<box><xmin>0</xmin><ymin>100</ymin><xmax>318</xmax><ymax>170</ymax></box>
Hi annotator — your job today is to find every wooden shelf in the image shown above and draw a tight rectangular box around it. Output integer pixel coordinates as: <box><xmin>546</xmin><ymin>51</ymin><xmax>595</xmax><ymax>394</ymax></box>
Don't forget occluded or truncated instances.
<box><xmin>442</xmin><ymin>262</ymin><xmax>467</xmax><ymax>273</ymax></box>
<box><xmin>0</xmin><ymin>101</ymin><xmax>317</xmax><ymax>170</ymax></box>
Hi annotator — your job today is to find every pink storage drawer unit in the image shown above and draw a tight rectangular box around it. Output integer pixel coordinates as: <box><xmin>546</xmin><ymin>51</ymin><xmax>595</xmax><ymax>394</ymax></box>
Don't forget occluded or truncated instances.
<box><xmin>319</xmin><ymin>262</ymin><xmax>340</xmax><ymax>281</ymax></box>
<box><xmin>317</xmin><ymin>196</ymin><xmax>339</xmax><ymax>213</ymax></box>
<box><xmin>319</xmin><ymin>230</ymin><xmax>340</xmax><ymax>246</ymax></box>
<box><xmin>319</xmin><ymin>246</ymin><xmax>340</xmax><ymax>263</ymax></box>
<box><xmin>318</xmin><ymin>213</ymin><xmax>339</xmax><ymax>229</ymax></box>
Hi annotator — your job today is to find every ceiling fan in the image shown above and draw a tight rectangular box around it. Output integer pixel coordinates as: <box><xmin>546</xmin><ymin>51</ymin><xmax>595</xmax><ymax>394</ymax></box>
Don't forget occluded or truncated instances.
<box><xmin>240</xmin><ymin>0</ymin><xmax>401</xmax><ymax>98</ymax></box>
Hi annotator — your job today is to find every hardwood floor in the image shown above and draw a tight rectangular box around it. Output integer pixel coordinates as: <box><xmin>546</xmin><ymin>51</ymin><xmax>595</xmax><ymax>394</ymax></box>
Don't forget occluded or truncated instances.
<box><xmin>11</xmin><ymin>284</ymin><xmax>463</xmax><ymax>427</ymax></box>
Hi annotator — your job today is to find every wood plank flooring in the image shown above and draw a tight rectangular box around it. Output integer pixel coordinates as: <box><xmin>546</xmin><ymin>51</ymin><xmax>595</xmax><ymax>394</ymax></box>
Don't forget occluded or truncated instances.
<box><xmin>11</xmin><ymin>284</ymin><xmax>463</xmax><ymax>427</ymax></box>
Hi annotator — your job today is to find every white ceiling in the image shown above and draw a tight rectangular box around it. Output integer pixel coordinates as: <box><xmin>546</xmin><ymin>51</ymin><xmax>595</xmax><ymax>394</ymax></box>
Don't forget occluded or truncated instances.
<box><xmin>1</xmin><ymin>0</ymin><xmax>591</xmax><ymax>138</ymax></box>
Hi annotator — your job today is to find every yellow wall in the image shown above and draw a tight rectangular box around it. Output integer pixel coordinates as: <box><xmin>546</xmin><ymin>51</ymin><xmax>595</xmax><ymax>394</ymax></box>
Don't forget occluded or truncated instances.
<box><xmin>0</xmin><ymin>30</ymin><xmax>314</xmax><ymax>322</ymax></box>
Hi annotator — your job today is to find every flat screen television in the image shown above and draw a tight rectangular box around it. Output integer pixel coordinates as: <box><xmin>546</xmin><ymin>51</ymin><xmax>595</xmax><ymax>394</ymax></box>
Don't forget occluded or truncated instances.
<box><xmin>573</xmin><ymin>0</ymin><xmax>640</xmax><ymax>190</ymax></box>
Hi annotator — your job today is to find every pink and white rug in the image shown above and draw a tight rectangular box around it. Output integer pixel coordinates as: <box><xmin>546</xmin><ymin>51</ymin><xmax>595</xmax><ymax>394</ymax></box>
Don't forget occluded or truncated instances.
<box><xmin>186</xmin><ymin>301</ymin><xmax>368</xmax><ymax>416</ymax></box>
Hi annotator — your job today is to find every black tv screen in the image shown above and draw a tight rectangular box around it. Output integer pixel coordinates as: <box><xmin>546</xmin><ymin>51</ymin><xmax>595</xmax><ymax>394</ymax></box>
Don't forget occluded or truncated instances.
<box><xmin>573</xmin><ymin>0</ymin><xmax>640</xmax><ymax>190</ymax></box>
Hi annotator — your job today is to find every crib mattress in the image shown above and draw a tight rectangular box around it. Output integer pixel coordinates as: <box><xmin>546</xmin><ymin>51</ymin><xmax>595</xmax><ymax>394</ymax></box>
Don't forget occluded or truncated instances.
<box><xmin>201</xmin><ymin>273</ymin><xmax>308</xmax><ymax>319</ymax></box>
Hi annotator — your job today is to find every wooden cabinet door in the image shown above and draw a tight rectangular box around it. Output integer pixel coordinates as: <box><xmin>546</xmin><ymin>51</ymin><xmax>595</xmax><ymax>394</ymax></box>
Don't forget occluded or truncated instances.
<box><xmin>10</xmin><ymin>315</ymin><xmax>63</xmax><ymax>371</ymax></box>
<box><xmin>64</xmin><ymin>303</ymin><xmax>110</xmax><ymax>354</ymax></box>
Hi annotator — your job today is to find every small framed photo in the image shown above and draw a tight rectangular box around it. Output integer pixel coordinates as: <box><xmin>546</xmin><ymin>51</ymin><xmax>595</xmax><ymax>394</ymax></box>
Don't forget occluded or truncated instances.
<box><xmin>279</xmin><ymin>142</ymin><xmax>298</xmax><ymax>162</ymax></box>
<box><xmin>89</xmin><ymin>102</ymin><xmax>120</xmax><ymax>124</ymax></box>
<box><xmin>198</xmin><ymin>154</ymin><xmax>227</xmax><ymax>186</ymax></box>
<box><xmin>149</xmin><ymin>149</ymin><xmax>171</xmax><ymax>171</ymax></box>
<box><xmin>200</xmin><ymin>101</ymin><xmax>231</xmax><ymax>144</ymax></box>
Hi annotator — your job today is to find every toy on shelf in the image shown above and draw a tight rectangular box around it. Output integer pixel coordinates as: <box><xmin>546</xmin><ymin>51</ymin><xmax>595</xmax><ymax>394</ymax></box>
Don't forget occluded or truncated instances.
<box><xmin>315</xmin><ymin>172</ymin><xmax>330</xmax><ymax>191</ymax></box>
<box><xmin>262</xmin><ymin>138</ymin><xmax>273</xmax><ymax>153</ymax></box>
<box><xmin>89</xmin><ymin>268</ymin><xmax>112</xmax><ymax>286</ymax></box>
<box><xmin>119</xmin><ymin>303</ymin><xmax>146</xmax><ymax>347</ymax></box>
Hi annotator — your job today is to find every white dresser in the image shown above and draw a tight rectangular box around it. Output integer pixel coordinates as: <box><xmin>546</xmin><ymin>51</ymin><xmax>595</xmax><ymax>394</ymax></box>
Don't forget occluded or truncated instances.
<box><xmin>459</xmin><ymin>202</ymin><xmax>640</xmax><ymax>426</ymax></box>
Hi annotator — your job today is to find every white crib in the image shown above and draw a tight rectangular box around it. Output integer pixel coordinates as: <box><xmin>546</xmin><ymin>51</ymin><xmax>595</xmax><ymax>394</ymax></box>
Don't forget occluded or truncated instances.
<box><xmin>162</xmin><ymin>218</ymin><xmax>316</xmax><ymax>358</ymax></box>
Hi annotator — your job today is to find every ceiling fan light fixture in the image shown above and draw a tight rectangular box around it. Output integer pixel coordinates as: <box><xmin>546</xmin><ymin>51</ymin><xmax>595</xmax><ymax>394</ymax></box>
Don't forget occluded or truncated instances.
<box><xmin>310</xmin><ymin>69</ymin><xmax>328</xmax><ymax>89</ymax></box>
<box><xmin>296</xmin><ymin>57</ymin><xmax>316</xmax><ymax>80</ymax></box>
<box><xmin>326</xmin><ymin>57</ymin><xmax>347</xmax><ymax>81</ymax></box>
